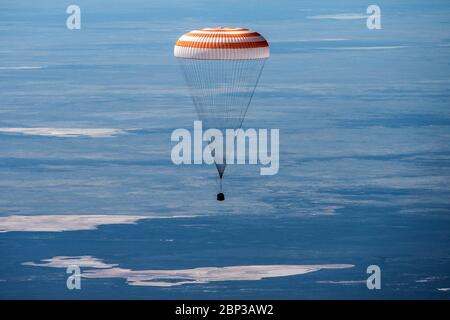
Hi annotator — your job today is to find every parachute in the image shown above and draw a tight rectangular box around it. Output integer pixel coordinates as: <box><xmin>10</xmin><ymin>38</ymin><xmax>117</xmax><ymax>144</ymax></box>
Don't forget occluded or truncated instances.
<box><xmin>174</xmin><ymin>27</ymin><xmax>269</xmax><ymax>201</ymax></box>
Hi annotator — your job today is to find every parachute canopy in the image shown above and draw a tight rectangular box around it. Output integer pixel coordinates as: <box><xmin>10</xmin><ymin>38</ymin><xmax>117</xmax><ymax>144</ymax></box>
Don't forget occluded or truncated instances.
<box><xmin>174</xmin><ymin>27</ymin><xmax>269</xmax><ymax>60</ymax></box>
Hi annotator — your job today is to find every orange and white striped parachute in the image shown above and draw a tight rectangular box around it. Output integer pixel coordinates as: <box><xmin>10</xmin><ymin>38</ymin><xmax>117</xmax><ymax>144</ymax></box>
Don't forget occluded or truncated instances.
<box><xmin>174</xmin><ymin>27</ymin><xmax>269</xmax><ymax>200</ymax></box>
<box><xmin>174</xmin><ymin>27</ymin><xmax>269</xmax><ymax>60</ymax></box>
